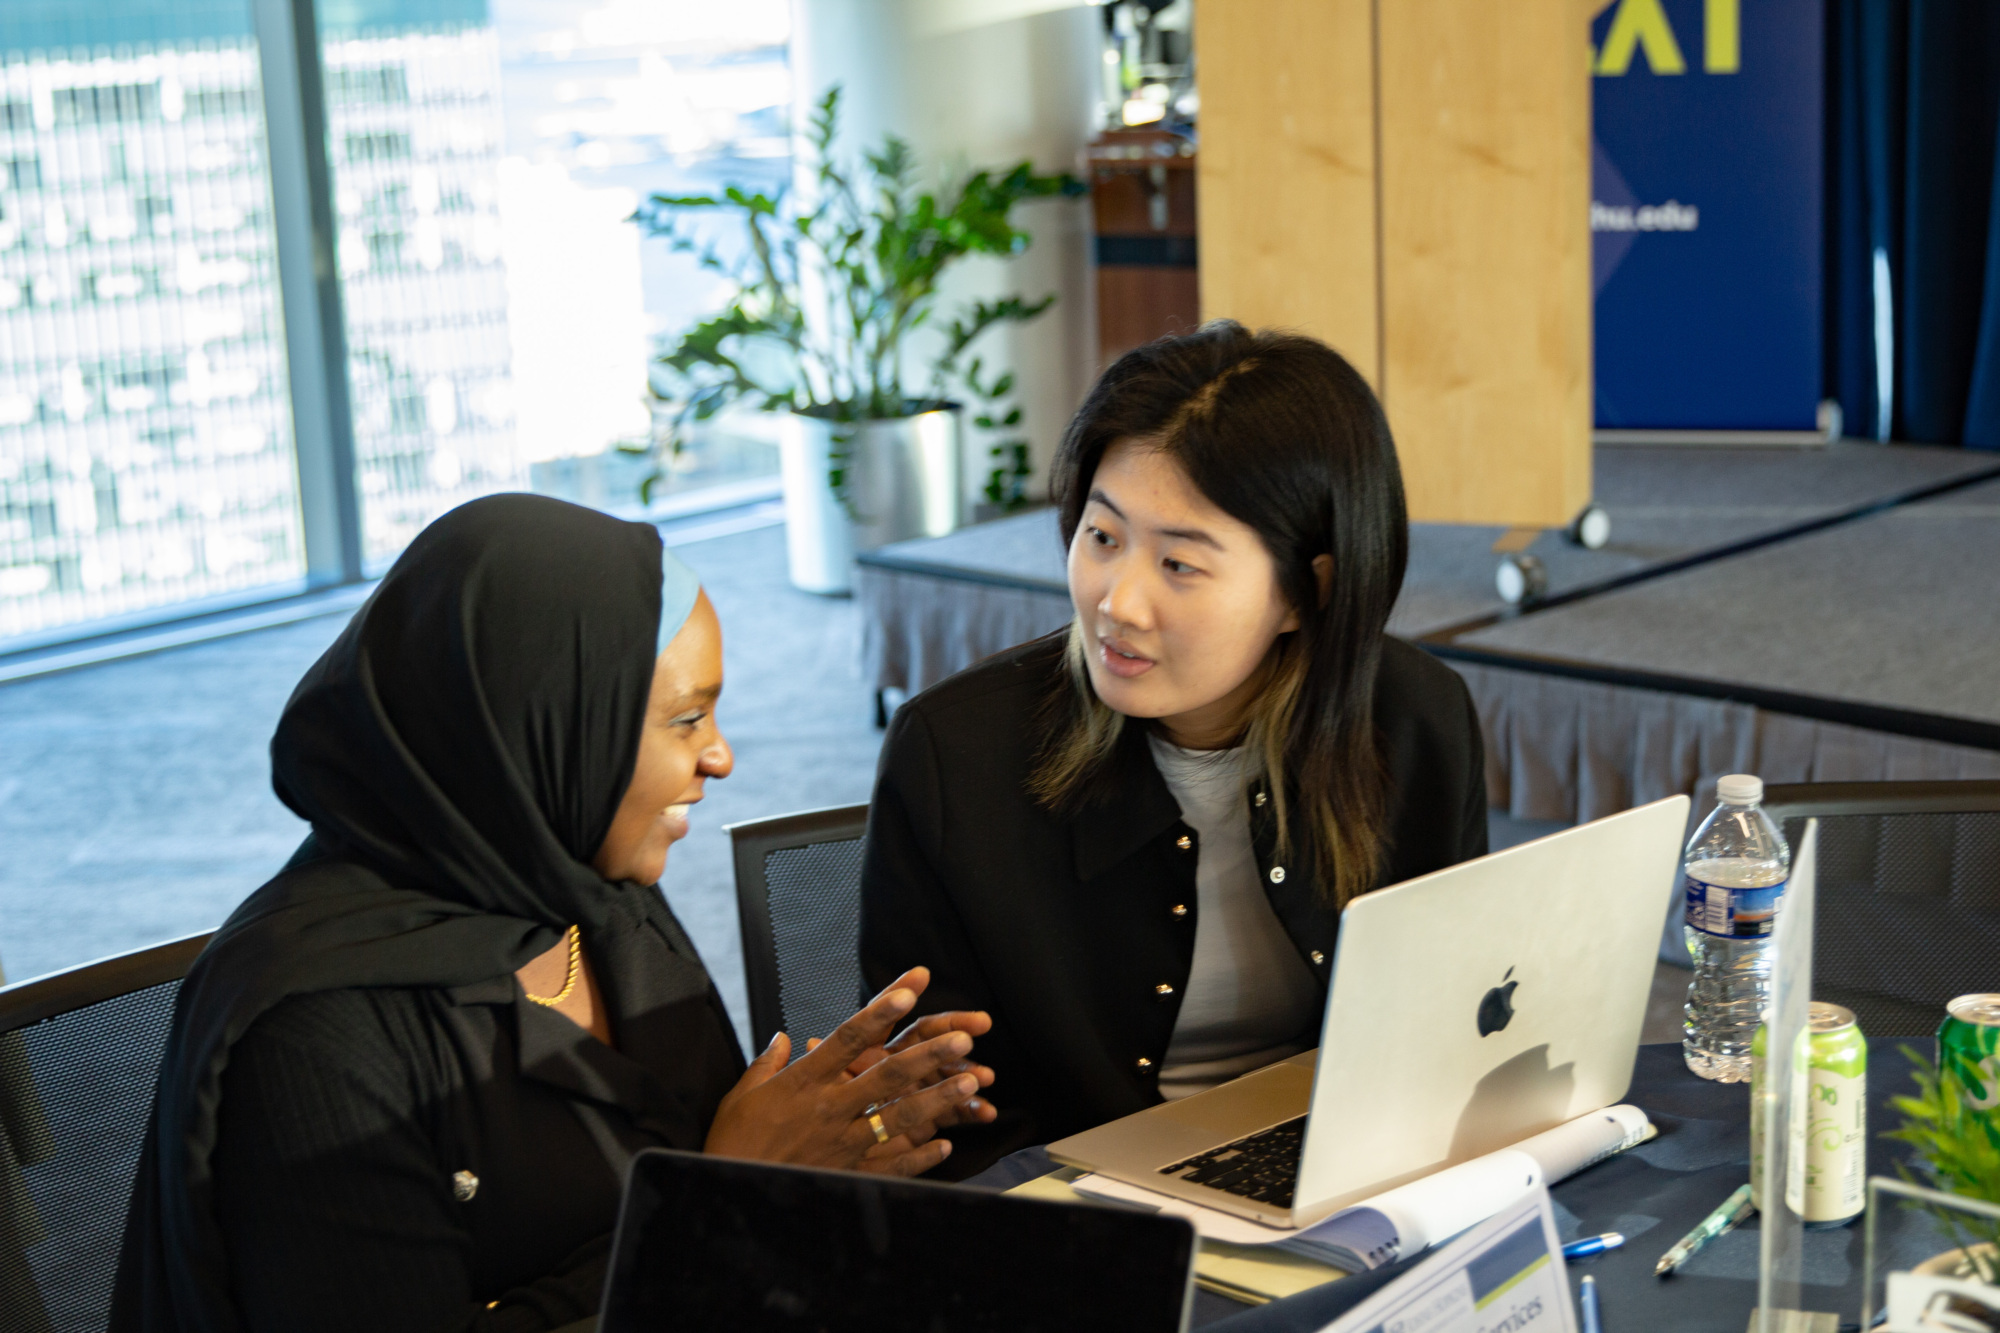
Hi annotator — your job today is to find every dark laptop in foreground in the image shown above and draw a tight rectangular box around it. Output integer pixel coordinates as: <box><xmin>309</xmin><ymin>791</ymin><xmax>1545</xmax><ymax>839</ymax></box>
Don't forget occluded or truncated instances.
<box><xmin>596</xmin><ymin>1148</ymin><xmax>1199</xmax><ymax>1332</ymax></box>
<box><xmin>1049</xmin><ymin>796</ymin><xmax>1690</xmax><ymax>1229</ymax></box>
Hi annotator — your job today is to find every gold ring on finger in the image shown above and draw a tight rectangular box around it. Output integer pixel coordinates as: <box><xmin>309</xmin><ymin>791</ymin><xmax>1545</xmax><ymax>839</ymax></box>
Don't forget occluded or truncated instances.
<box><xmin>866</xmin><ymin>1111</ymin><xmax>890</xmax><ymax>1145</ymax></box>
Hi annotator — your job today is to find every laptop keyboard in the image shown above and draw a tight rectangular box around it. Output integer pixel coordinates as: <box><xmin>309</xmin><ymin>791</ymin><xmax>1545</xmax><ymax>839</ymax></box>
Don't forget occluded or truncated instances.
<box><xmin>1156</xmin><ymin>1115</ymin><xmax>1305</xmax><ymax>1209</ymax></box>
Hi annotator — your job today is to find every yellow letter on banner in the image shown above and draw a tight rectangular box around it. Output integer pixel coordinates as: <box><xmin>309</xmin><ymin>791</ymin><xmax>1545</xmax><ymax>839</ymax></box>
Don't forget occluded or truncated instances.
<box><xmin>1596</xmin><ymin>0</ymin><xmax>1687</xmax><ymax>76</ymax></box>
<box><xmin>1706</xmin><ymin>0</ymin><xmax>1741</xmax><ymax>72</ymax></box>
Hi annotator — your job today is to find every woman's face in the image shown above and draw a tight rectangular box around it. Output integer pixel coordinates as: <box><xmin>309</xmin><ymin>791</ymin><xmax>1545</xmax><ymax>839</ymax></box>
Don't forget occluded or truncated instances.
<box><xmin>1067</xmin><ymin>437</ymin><xmax>1301</xmax><ymax>748</ymax></box>
<box><xmin>592</xmin><ymin>591</ymin><xmax>733</xmax><ymax>886</ymax></box>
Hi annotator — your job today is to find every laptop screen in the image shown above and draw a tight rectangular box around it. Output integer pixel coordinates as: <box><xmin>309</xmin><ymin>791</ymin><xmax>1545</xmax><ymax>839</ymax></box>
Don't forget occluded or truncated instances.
<box><xmin>599</xmin><ymin>1150</ymin><xmax>1197</xmax><ymax>1333</ymax></box>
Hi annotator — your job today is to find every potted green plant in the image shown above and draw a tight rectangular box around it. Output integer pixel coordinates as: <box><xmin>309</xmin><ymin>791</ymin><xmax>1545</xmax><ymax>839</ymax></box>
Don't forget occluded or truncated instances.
<box><xmin>1886</xmin><ymin>1047</ymin><xmax>2000</xmax><ymax>1301</ymax></box>
<box><xmin>634</xmin><ymin>87</ymin><xmax>1083</xmax><ymax>593</ymax></box>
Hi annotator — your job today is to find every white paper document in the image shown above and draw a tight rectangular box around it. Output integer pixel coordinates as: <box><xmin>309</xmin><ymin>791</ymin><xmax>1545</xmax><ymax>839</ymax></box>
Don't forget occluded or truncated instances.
<box><xmin>1071</xmin><ymin>1103</ymin><xmax>1651</xmax><ymax>1272</ymax></box>
<box><xmin>1316</xmin><ymin>1183</ymin><xmax>1576</xmax><ymax>1333</ymax></box>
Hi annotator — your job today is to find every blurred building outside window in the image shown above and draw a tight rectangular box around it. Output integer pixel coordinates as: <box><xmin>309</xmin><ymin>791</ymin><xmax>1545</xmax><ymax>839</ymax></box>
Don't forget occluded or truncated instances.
<box><xmin>0</xmin><ymin>3</ymin><xmax>305</xmax><ymax>641</ymax></box>
<box><xmin>494</xmin><ymin>0</ymin><xmax>791</xmax><ymax>515</ymax></box>
<box><xmin>321</xmin><ymin>0</ymin><xmax>791</xmax><ymax>563</ymax></box>
<box><xmin>0</xmin><ymin>0</ymin><xmax>789</xmax><ymax>646</ymax></box>
<box><xmin>320</xmin><ymin>7</ymin><xmax>526</xmax><ymax>566</ymax></box>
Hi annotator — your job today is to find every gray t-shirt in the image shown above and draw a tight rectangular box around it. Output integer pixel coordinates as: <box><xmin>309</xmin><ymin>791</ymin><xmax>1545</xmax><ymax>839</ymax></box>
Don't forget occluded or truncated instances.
<box><xmin>1148</xmin><ymin>734</ymin><xmax>1321</xmax><ymax>1100</ymax></box>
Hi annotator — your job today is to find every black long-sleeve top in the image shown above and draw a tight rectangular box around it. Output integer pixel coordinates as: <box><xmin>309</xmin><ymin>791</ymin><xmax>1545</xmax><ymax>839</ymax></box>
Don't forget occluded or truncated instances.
<box><xmin>111</xmin><ymin>497</ymin><xmax>749</xmax><ymax>1332</ymax></box>
<box><xmin>859</xmin><ymin>634</ymin><xmax>1489</xmax><ymax>1180</ymax></box>
<box><xmin>211</xmin><ymin>974</ymin><xmax>738</xmax><ymax>1332</ymax></box>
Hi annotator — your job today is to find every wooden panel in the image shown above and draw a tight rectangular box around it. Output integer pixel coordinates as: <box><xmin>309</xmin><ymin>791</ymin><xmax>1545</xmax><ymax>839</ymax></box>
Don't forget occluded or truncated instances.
<box><xmin>1377</xmin><ymin>0</ymin><xmax>1594</xmax><ymax>527</ymax></box>
<box><xmin>1091</xmin><ymin>164</ymin><xmax>1197</xmax><ymax>238</ymax></box>
<box><xmin>1194</xmin><ymin>0</ymin><xmax>1379</xmax><ymax>385</ymax></box>
<box><xmin>1096</xmin><ymin>266</ymin><xmax>1202</xmax><ymax>371</ymax></box>
<box><xmin>1090</xmin><ymin>129</ymin><xmax>1199</xmax><ymax>370</ymax></box>
<box><xmin>1089</xmin><ymin>128</ymin><xmax>1197</xmax><ymax>236</ymax></box>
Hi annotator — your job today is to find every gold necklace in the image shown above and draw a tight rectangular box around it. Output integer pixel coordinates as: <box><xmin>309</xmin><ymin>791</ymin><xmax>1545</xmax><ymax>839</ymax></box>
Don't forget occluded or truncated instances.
<box><xmin>524</xmin><ymin>925</ymin><xmax>581</xmax><ymax>1007</ymax></box>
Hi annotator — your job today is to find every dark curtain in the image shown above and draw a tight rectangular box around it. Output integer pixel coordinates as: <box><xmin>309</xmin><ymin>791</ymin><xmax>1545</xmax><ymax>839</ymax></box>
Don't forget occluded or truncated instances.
<box><xmin>1828</xmin><ymin>0</ymin><xmax>2000</xmax><ymax>449</ymax></box>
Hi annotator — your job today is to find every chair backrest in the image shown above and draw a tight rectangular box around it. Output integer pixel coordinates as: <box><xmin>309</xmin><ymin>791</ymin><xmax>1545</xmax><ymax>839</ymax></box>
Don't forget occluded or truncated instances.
<box><xmin>728</xmin><ymin>804</ymin><xmax>871</xmax><ymax>1054</ymax></box>
<box><xmin>1763</xmin><ymin>780</ymin><xmax>2000</xmax><ymax>1038</ymax></box>
<box><xmin>0</xmin><ymin>934</ymin><xmax>209</xmax><ymax>1333</ymax></box>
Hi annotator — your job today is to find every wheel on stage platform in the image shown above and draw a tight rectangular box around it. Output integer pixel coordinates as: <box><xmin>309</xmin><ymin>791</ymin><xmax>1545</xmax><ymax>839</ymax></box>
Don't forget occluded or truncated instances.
<box><xmin>1567</xmin><ymin>503</ymin><xmax>1611</xmax><ymax>550</ymax></box>
<box><xmin>1495</xmin><ymin>553</ymin><xmax>1548</xmax><ymax>606</ymax></box>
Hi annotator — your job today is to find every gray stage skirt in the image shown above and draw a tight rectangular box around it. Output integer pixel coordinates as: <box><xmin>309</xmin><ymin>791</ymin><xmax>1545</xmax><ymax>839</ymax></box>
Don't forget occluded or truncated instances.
<box><xmin>856</xmin><ymin>565</ymin><xmax>2000</xmax><ymax>827</ymax></box>
<box><xmin>1459</xmin><ymin>660</ymin><xmax>2000</xmax><ymax>826</ymax></box>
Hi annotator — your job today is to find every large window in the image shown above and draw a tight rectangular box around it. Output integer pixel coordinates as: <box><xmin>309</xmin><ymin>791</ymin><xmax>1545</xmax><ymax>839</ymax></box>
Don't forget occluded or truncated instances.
<box><xmin>486</xmin><ymin>0</ymin><xmax>791</xmax><ymax>506</ymax></box>
<box><xmin>320</xmin><ymin>14</ymin><xmax>524</xmax><ymax>564</ymax></box>
<box><xmin>0</xmin><ymin>5</ymin><xmax>305</xmax><ymax>639</ymax></box>
<box><xmin>0</xmin><ymin>0</ymin><xmax>788</xmax><ymax>642</ymax></box>
<box><xmin>312</xmin><ymin>0</ymin><xmax>793</xmax><ymax>564</ymax></box>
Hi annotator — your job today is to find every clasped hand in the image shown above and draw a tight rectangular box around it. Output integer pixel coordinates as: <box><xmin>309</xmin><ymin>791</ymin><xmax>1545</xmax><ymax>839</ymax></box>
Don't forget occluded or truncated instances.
<box><xmin>702</xmin><ymin>966</ymin><xmax>996</xmax><ymax>1176</ymax></box>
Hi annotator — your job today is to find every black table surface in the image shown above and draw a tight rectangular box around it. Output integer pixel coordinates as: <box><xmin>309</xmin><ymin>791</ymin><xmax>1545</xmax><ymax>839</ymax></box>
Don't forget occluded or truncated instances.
<box><xmin>968</xmin><ymin>1042</ymin><xmax>1963</xmax><ymax>1333</ymax></box>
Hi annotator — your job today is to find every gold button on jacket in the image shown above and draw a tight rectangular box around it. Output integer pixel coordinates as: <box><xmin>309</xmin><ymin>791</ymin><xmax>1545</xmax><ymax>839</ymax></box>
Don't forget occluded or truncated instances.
<box><xmin>857</xmin><ymin>635</ymin><xmax>1490</xmax><ymax>1180</ymax></box>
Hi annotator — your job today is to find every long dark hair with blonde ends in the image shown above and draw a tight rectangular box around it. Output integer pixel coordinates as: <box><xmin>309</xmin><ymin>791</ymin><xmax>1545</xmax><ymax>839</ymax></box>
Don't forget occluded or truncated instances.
<box><xmin>1029</xmin><ymin>321</ymin><xmax>1409</xmax><ymax>910</ymax></box>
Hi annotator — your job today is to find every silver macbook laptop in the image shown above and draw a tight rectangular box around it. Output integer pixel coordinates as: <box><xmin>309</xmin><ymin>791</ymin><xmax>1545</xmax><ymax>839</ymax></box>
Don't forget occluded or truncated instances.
<box><xmin>1048</xmin><ymin>795</ymin><xmax>1689</xmax><ymax>1229</ymax></box>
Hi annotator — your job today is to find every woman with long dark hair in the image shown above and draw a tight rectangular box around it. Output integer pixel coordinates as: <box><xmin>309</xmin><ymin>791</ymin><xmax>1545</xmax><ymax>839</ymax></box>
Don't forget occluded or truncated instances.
<box><xmin>859</xmin><ymin>323</ymin><xmax>1488</xmax><ymax>1179</ymax></box>
<box><xmin>113</xmin><ymin>495</ymin><xmax>993</xmax><ymax>1331</ymax></box>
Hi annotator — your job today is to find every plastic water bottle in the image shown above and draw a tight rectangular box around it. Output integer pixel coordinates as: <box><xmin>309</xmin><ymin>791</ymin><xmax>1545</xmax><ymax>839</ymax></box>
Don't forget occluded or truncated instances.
<box><xmin>1682</xmin><ymin>774</ymin><xmax>1791</xmax><ymax>1082</ymax></box>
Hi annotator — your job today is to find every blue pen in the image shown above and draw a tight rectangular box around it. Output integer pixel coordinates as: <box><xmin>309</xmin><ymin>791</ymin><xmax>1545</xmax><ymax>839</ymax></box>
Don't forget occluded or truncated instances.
<box><xmin>1579</xmin><ymin>1274</ymin><xmax>1603</xmax><ymax>1333</ymax></box>
<box><xmin>1562</xmin><ymin>1232</ymin><xmax>1625</xmax><ymax>1259</ymax></box>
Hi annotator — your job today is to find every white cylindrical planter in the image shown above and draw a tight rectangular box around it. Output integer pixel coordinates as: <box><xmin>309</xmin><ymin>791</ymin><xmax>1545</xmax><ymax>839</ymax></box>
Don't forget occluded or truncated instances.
<box><xmin>778</xmin><ymin>413</ymin><xmax>855</xmax><ymax>594</ymax></box>
<box><xmin>778</xmin><ymin>406</ymin><xmax>964</xmax><ymax>594</ymax></box>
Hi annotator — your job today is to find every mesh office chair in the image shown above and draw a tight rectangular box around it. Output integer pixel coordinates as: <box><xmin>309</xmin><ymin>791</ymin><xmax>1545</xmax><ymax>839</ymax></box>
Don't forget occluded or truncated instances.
<box><xmin>1763</xmin><ymin>780</ymin><xmax>2000</xmax><ymax>1037</ymax></box>
<box><xmin>0</xmin><ymin>934</ymin><xmax>209</xmax><ymax>1333</ymax></box>
<box><xmin>729</xmin><ymin>804</ymin><xmax>871</xmax><ymax>1053</ymax></box>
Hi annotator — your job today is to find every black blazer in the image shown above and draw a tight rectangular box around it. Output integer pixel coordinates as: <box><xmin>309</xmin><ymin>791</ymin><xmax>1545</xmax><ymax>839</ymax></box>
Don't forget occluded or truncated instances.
<box><xmin>859</xmin><ymin>633</ymin><xmax>1489</xmax><ymax>1180</ymax></box>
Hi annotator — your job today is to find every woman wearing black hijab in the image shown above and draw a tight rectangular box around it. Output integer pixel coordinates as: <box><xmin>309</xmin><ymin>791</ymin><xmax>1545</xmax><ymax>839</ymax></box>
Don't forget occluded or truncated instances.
<box><xmin>112</xmin><ymin>494</ymin><xmax>993</xmax><ymax>1332</ymax></box>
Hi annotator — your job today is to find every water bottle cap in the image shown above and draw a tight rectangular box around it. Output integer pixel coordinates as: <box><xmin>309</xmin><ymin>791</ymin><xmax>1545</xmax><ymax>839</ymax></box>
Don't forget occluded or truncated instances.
<box><xmin>1716</xmin><ymin>774</ymin><xmax>1763</xmax><ymax>804</ymax></box>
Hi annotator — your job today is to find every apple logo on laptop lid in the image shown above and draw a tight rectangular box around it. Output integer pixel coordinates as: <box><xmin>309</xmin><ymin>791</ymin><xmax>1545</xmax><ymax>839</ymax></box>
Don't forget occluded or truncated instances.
<box><xmin>1478</xmin><ymin>967</ymin><xmax>1518</xmax><ymax>1037</ymax></box>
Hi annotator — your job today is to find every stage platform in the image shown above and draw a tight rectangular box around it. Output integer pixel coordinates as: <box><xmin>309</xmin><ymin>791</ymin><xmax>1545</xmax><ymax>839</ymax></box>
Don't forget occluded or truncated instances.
<box><xmin>1393</xmin><ymin>441</ymin><xmax>2000</xmax><ymax>636</ymax></box>
<box><xmin>855</xmin><ymin>441</ymin><xmax>2000</xmax><ymax>812</ymax></box>
<box><xmin>1436</xmin><ymin>470</ymin><xmax>2000</xmax><ymax>826</ymax></box>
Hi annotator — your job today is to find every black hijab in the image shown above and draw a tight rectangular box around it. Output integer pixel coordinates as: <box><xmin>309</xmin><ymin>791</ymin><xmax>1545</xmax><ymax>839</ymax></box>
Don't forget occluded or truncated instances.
<box><xmin>112</xmin><ymin>494</ymin><xmax>743</xmax><ymax>1331</ymax></box>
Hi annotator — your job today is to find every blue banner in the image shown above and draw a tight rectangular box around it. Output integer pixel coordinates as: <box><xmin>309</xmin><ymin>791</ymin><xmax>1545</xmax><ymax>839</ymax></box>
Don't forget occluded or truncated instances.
<box><xmin>1591</xmin><ymin>0</ymin><xmax>1824</xmax><ymax>430</ymax></box>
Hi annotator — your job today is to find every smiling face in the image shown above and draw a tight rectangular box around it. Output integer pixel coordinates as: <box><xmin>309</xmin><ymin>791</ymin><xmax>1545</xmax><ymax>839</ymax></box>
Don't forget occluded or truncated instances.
<box><xmin>591</xmin><ymin>590</ymin><xmax>733</xmax><ymax>886</ymax></box>
<box><xmin>1067</xmin><ymin>437</ymin><xmax>1302</xmax><ymax>749</ymax></box>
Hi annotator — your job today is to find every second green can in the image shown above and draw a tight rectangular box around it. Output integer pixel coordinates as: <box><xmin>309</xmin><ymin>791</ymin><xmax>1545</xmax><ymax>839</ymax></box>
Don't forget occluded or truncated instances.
<box><xmin>1937</xmin><ymin>993</ymin><xmax>2000</xmax><ymax>1148</ymax></box>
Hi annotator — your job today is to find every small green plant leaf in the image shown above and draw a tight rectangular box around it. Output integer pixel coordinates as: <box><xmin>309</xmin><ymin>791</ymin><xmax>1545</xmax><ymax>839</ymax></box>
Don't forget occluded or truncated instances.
<box><xmin>1883</xmin><ymin>1045</ymin><xmax>2000</xmax><ymax>1283</ymax></box>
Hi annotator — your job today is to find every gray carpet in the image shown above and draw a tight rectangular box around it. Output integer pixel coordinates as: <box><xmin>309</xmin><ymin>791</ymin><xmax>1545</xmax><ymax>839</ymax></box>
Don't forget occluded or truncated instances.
<box><xmin>0</xmin><ymin>615</ymin><xmax>348</xmax><ymax>989</ymax></box>
<box><xmin>1459</xmin><ymin>475</ymin><xmax>2000</xmax><ymax>726</ymax></box>
<box><xmin>0</xmin><ymin>520</ymin><xmax>883</xmax><ymax>1053</ymax></box>
<box><xmin>1</xmin><ymin>513</ymin><xmax>1578</xmax><ymax>1053</ymax></box>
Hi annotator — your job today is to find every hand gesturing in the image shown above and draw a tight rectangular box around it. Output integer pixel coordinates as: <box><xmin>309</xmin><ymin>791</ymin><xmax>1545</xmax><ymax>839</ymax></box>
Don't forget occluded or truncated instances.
<box><xmin>702</xmin><ymin>967</ymin><xmax>996</xmax><ymax>1176</ymax></box>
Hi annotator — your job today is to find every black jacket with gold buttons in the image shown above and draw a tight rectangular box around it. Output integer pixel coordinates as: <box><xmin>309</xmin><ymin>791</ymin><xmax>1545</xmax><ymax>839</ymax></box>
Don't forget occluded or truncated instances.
<box><xmin>858</xmin><ymin>632</ymin><xmax>1488</xmax><ymax>1180</ymax></box>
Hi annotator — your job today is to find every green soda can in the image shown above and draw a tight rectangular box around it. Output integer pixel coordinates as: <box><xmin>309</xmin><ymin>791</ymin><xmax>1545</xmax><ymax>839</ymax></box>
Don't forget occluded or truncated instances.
<box><xmin>1937</xmin><ymin>994</ymin><xmax>2000</xmax><ymax>1147</ymax></box>
<box><xmin>1750</xmin><ymin>1020</ymin><xmax>1770</xmax><ymax>1201</ymax></box>
<box><xmin>1792</xmin><ymin>1003</ymin><xmax>1867</xmax><ymax>1229</ymax></box>
<box><xmin>1748</xmin><ymin>1003</ymin><xmax>1867</xmax><ymax>1228</ymax></box>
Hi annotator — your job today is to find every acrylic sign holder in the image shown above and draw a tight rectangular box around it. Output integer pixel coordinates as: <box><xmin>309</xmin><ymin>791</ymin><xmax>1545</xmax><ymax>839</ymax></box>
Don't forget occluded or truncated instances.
<box><xmin>1755</xmin><ymin>820</ymin><xmax>1819</xmax><ymax>1333</ymax></box>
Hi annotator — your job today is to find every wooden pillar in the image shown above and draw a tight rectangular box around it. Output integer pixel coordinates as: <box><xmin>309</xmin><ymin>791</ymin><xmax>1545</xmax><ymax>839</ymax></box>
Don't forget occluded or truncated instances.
<box><xmin>1196</xmin><ymin>0</ymin><xmax>1593</xmax><ymax>529</ymax></box>
<box><xmin>1197</xmin><ymin>0</ymin><xmax>1380</xmax><ymax>384</ymax></box>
